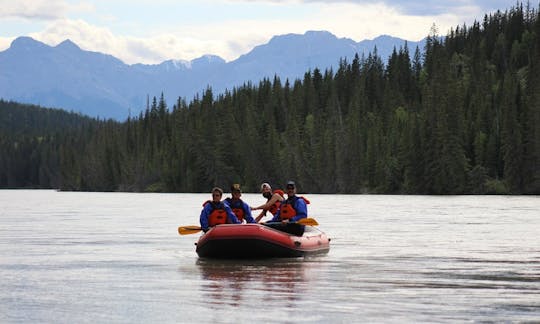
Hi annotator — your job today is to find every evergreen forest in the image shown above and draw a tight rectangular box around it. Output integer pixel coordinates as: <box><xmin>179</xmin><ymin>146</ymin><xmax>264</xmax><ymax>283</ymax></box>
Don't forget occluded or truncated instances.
<box><xmin>1</xmin><ymin>4</ymin><xmax>539</xmax><ymax>194</ymax></box>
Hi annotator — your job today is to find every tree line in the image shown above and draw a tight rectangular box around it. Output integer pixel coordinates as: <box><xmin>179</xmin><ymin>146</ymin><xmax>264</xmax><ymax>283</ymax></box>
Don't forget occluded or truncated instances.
<box><xmin>1</xmin><ymin>3</ymin><xmax>539</xmax><ymax>194</ymax></box>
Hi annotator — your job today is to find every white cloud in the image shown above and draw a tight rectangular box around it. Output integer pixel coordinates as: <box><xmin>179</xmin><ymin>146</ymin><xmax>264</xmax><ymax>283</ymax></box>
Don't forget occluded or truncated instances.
<box><xmin>312</xmin><ymin>3</ymin><xmax>462</xmax><ymax>41</ymax></box>
<box><xmin>30</xmin><ymin>19</ymin><xmax>139</xmax><ymax>63</ymax></box>
<box><xmin>0</xmin><ymin>0</ymin><xmax>93</xmax><ymax>20</ymax></box>
<box><xmin>25</xmin><ymin>18</ymin><xmax>265</xmax><ymax>64</ymax></box>
<box><xmin>1</xmin><ymin>0</ymin><xmax>512</xmax><ymax>65</ymax></box>
<box><xmin>0</xmin><ymin>0</ymin><xmax>65</xmax><ymax>20</ymax></box>
<box><xmin>20</xmin><ymin>4</ymin><xmax>455</xmax><ymax>64</ymax></box>
<box><xmin>14</xmin><ymin>13</ymin><xmax>266</xmax><ymax>64</ymax></box>
<box><xmin>0</xmin><ymin>37</ymin><xmax>14</xmax><ymax>51</ymax></box>
<box><xmin>232</xmin><ymin>0</ymin><xmax>518</xmax><ymax>15</ymax></box>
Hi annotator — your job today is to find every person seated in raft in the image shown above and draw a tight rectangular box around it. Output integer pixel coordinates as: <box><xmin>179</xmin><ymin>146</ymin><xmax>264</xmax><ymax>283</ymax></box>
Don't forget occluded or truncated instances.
<box><xmin>267</xmin><ymin>181</ymin><xmax>309</xmax><ymax>223</ymax></box>
<box><xmin>265</xmin><ymin>181</ymin><xmax>310</xmax><ymax>236</ymax></box>
<box><xmin>200</xmin><ymin>187</ymin><xmax>240</xmax><ymax>232</ymax></box>
<box><xmin>223</xmin><ymin>183</ymin><xmax>255</xmax><ymax>224</ymax></box>
<box><xmin>251</xmin><ymin>182</ymin><xmax>285</xmax><ymax>223</ymax></box>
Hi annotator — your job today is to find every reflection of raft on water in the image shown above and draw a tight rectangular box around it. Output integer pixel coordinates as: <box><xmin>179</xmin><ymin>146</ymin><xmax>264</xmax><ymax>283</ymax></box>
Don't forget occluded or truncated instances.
<box><xmin>195</xmin><ymin>223</ymin><xmax>330</xmax><ymax>259</ymax></box>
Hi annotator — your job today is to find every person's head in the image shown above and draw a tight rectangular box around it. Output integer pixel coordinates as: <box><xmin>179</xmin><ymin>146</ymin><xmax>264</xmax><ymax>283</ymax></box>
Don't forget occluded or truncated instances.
<box><xmin>230</xmin><ymin>183</ymin><xmax>242</xmax><ymax>199</ymax></box>
<box><xmin>286</xmin><ymin>181</ymin><xmax>296</xmax><ymax>197</ymax></box>
<box><xmin>260</xmin><ymin>182</ymin><xmax>272</xmax><ymax>198</ymax></box>
<box><xmin>211</xmin><ymin>187</ymin><xmax>223</xmax><ymax>203</ymax></box>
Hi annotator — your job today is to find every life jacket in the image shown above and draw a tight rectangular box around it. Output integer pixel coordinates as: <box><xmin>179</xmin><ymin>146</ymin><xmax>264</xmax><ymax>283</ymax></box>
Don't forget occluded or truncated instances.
<box><xmin>225</xmin><ymin>198</ymin><xmax>245</xmax><ymax>222</ymax></box>
<box><xmin>267</xmin><ymin>189</ymin><xmax>285</xmax><ymax>215</ymax></box>
<box><xmin>278</xmin><ymin>196</ymin><xmax>310</xmax><ymax>220</ymax></box>
<box><xmin>203</xmin><ymin>200</ymin><xmax>228</xmax><ymax>226</ymax></box>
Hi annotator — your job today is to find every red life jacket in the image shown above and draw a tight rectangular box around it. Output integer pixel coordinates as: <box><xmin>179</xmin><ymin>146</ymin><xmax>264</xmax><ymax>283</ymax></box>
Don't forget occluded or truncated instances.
<box><xmin>204</xmin><ymin>200</ymin><xmax>228</xmax><ymax>226</ymax></box>
<box><xmin>231</xmin><ymin>207</ymin><xmax>245</xmax><ymax>222</ymax></box>
<box><xmin>279</xmin><ymin>203</ymin><xmax>296</xmax><ymax>220</ymax></box>
<box><xmin>278</xmin><ymin>196</ymin><xmax>309</xmax><ymax>220</ymax></box>
<box><xmin>225</xmin><ymin>198</ymin><xmax>245</xmax><ymax>222</ymax></box>
<box><xmin>267</xmin><ymin>190</ymin><xmax>285</xmax><ymax>215</ymax></box>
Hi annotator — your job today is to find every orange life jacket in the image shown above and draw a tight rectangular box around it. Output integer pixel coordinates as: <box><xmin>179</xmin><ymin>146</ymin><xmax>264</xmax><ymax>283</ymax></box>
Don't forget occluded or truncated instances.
<box><xmin>231</xmin><ymin>207</ymin><xmax>245</xmax><ymax>222</ymax></box>
<box><xmin>278</xmin><ymin>196</ymin><xmax>310</xmax><ymax>220</ymax></box>
<box><xmin>267</xmin><ymin>190</ymin><xmax>285</xmax><ymax>215</ymax></box>
<box><xmin>225</xmin><ymin>198</ymin><xmax>246</xmax><ymax>222</ymax></box>
<box><xmin>279</xmin><ymin>203</ymin><xmax>296</xmax><ymax>219</ymax></box>
<box><xmin>204</xmin><ymin>200</ymin><xmax>228</xmax><ymax>227</ymax></box>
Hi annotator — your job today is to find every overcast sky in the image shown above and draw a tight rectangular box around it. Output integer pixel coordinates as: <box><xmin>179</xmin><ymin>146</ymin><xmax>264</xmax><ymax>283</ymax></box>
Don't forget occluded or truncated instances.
<box><xmin>0</xmin><ymin>0</ymin><xmax>525</xmax><ymax>64</ymax></box>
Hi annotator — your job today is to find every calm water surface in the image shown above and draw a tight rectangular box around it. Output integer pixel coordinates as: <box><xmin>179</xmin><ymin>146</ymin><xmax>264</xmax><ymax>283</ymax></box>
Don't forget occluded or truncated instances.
<box><xmin>0</xmin><ymin>190</ymin><xmax>539</xmax><ymax>323</ymax></box>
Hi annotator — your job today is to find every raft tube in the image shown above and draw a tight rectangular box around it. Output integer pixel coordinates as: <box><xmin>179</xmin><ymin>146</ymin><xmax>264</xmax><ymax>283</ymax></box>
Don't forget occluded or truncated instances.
<box><xmin>195</xmin><ymin>223</ymin><xmax>330</xmax><ymax>259</ymax></box>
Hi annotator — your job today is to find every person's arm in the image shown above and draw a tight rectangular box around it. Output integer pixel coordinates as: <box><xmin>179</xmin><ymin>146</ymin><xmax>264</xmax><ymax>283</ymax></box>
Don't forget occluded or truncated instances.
<box><xmin>255</xmin><ymin>210</ymin><xmax>267</xmax><ymax>223</ymax></box>
<box><xmin>224</xmin><ymin>203</ymin><xmax>241</xmax><ymax>224</ymax></box>
<box><xmin>267</xmin><ymin>207</ymin><xmax>281</xmax><ymax>223</ymax></box>
<box><xmin>252</xmin><ymin>193</ymin><xmax>282</xmax><ymax>210</ymax></box>
<box><xmin>290</xmin><ymin>198</ymin><xmax>307</xmax><ymax>222</ymax></box>
<box><xmin>199</xmin><ymin>205</ymin><xmax>211</xmax><ymax>231</ymax></box>
<box><xmin>242</xmin><ymin>202</ymin><xmax>256</xmax><ymax>223</ymax></box>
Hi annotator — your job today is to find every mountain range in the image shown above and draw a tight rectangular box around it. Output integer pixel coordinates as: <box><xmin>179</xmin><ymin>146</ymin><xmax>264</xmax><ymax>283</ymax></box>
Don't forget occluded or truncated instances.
<box><xmin>0</xmin><ymin>31</ymin><xmax>425</xmax><ymax>120</ymax></box>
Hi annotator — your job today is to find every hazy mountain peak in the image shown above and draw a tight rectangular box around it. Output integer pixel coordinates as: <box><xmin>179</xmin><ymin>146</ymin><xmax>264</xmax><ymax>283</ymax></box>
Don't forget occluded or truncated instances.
<box><xmin>161</xmin><ymin>59</ymin><xmax>191</xmax><ymax>70</ymax></box>
<box><xmin>304</xmin><ymin>30</ymin><xmax>338</xmax><ymax>40</ymax></box>
<box><xmin>191</xmin><ymin>54</ymin><xmax>225</xmax><ymax>67</ymax></box>
<box><xmin>0</xmin><ymin>32</ymin><xmax>423</xmax><ymax>120</ymax></box>
<box><xmin>10</xmin><ymin>36</ymin><xmax>48</xmax><ymax>51</ymax></box>
<box><xmin>153</xmin><ymin>55</ymin><xmax>225</xmax><ymax>71</ymax></box>
<box><xmin>56</xmin><ymin>39</ymin><xmax>81</xmax><ymax>51</ymax></box>
<box><xmin>269</xmin><ymin>30</ymin><xmax>335</xmax><ymax>43</ymax></box>
<box><xmin>371</xmin><ymin>34</ymin><xmax>402</xmax><ymax>40</ymax></box>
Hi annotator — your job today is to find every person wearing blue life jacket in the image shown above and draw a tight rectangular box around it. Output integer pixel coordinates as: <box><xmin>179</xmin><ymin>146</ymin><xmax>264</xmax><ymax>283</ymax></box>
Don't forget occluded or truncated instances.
<box><xmin>268</xmin><ymin>181</ymin><xmax>309</xmax><ymax>223</ymax></box>
<box><xmin>200</xmin><ymin>187</ymin><xmax>240</xmax><ymax>232</ymax></box>
<box><xmin>224</xmin><ymin>184</ymin><xmax>255</xmax><ymax>224</ymax></box>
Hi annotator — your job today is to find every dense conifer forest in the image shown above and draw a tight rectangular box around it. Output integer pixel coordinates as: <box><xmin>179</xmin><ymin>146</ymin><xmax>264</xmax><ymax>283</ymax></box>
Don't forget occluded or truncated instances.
<box><xmin>1</xmin><ymin>4</ymin><xmax>539</xmax><ymax>194</ymax></box>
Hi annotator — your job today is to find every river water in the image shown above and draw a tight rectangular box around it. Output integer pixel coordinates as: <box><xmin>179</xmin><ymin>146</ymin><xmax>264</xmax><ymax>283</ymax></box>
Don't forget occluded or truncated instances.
<box><xmin>0</xmin><ymin>190</ymin><xmax>538</xmax><ymax>323</ymax></box>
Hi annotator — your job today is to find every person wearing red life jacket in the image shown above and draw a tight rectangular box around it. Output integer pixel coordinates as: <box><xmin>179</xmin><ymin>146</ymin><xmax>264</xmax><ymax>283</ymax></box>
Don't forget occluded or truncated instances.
<box><xmin>223</xmin><ymin>184</ymin><xmax>255</xmax><ymax>224</ymax></box>
<box><xmin>200</xmin><ymin>187</ymin><xmax>240</xmax><ymax>232</ymax></box>
<box><xmin>268</xmin><ymin>181</ymin><xmax>309</xmax><ymax>223</ymax></box>
<box><xmin>252</xmin><ymin>182</ymin><xmax>285</xmax><ymax>223</ymax></box>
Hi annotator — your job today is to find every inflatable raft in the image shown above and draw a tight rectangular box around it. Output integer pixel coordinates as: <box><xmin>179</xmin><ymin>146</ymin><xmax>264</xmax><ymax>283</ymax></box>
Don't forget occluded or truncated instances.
<box><xmin>195</xmin><ymin>223</ymin><xmax>330</xmax><ymax>258</ymax></box>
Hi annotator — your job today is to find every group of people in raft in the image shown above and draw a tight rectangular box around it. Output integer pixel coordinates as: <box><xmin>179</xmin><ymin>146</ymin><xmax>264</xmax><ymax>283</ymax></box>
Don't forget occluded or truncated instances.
<box><xmin>199</xmin><ymin>181</ymin><xmax>310</xmax><ymax>233</ymax></box>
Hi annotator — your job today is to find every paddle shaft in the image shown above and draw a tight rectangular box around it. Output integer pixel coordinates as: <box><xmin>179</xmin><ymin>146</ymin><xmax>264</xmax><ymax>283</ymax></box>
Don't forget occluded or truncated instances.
<box><xmin>177</xmin><ymin>217</ymin><xmax>318</xmax><ymax>235</ymax></box>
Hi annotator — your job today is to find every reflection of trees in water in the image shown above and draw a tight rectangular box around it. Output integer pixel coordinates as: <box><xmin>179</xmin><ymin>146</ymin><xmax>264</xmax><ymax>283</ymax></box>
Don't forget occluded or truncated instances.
<box><xmin>197</xmin><ymin>259</ymin><xmax>320</xmax><ymax>308</ymax></box>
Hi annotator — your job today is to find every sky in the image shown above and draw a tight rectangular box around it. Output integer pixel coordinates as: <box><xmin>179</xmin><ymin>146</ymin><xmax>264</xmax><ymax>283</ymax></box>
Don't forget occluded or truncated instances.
<box><xmin>0</xmin><ymin>0</ymin><xmax>526</xmax><ymax>65</ymax></box>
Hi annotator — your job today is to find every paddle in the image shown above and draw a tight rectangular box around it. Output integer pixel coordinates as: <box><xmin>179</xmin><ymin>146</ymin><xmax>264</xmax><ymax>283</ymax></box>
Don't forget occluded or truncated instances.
<box><xmin>177</xmin><ymin>225</ymin><xmax>204</xmax><ymax>235</ymax></box>
<box><xmin>297</xmin><ymin>217</ymin><xmax>319</xmax><ymax>226</ymax></box>
<box><xmin>177</xmin><ymin>217</ymin><xmax>319</xmax><ymax>235</ymax></box>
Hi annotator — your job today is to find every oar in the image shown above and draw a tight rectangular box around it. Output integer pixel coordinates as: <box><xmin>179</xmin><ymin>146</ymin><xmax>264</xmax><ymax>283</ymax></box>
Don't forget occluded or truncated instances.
<box><xmin>297</xmin><ymin>217</ymin><xmax>318</xmax><ymax>226</ymax></box>
<box><xmin>264</xmin><ymin>217</ymin><xmax>319</xmax><ymax>226</ymax></box>
<box><xmin>177</xmin><ymin>217</ymin><xmax>319</xmax><ymax>235</ymax></box>
<box><xmin>178</xmin><ymin>225</ymin><xmax>203</xmax><ymax>235</ymax></box>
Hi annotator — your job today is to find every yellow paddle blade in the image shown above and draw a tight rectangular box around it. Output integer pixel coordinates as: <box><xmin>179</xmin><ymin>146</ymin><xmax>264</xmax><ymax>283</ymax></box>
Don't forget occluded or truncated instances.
<box><xmin>297</xmin><ymin>218</ymin><xmax>319</xmax><ymax>226</ymax></box>
<box><xmin>178</xmin><ymin>225</ymin><xmax>203</xmax><ymax>235</ymax></box>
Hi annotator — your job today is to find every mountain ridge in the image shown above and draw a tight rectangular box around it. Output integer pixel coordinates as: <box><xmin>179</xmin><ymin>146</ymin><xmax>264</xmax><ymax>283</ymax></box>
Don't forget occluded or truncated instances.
<box><xmin>0</xmin><ymin>31</ymin><xmax>425</xmax><ymax>119</ymax></box>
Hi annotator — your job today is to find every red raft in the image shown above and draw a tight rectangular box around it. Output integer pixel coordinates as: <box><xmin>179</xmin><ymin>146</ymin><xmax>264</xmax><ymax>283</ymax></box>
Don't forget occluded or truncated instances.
<box><xmin>195</xmin><ymin>223</ymin><xmax>330</xmax><ymax>259</ymax></box>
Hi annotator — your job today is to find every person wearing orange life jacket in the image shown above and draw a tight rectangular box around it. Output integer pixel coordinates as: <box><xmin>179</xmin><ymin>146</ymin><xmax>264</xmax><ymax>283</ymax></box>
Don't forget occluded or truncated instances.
<box><xmin>200</xmin><ymin>187</ymin><xmax>240</xmax><ymax>232</ymax></box>
<box><xmin>252</xmin><ymin>182</ymin><xmax>285</xmax><ymax>223</ymax></box>
<box><xmin>223</xmin><ymin>184</ymin><xmax>255</xmax><ymax>224</ymax></box>
<box><xmin>268</xmin><ymin>181</ymin><xmax>309</xmax><ymax>223</ymax></box>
